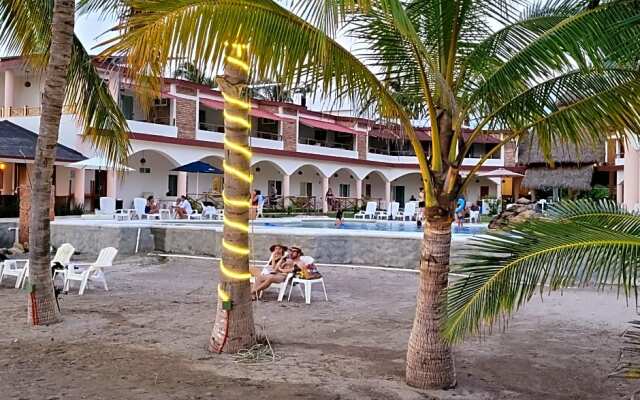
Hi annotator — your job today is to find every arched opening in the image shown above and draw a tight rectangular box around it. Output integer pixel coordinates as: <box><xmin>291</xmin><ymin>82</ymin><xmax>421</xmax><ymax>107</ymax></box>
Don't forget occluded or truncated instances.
<box><xmin>391</xmin><ymin>172</ymin><xmax>421</xmax><ymax>208</ymax></box>
<box><xmin>363</xmin><ymin>170</ymin><xmax>388</xmax><ymax>204</ymax></box>
<box><xmin>119</xmin><ymin>149</ymin><xmax>181</xmax><ymax>208</ymax></box>
<box><xmin>252</xmin><ymin>160</ymin><xmax>287</xmax><ymax>209</ymax></box>
<box><xmin>185</xmin><ymin>155</ymin><xmax>224</xmax><ymax>196</ymax></box>
<box><xmin>329</xmin><ymin>167</ymin><xmax>359</xmax><ymax>198</ymax></box>
<box><xmin>290</xmin><ymin>164</ymin><xmax>325</xmax><ymax>211</ymax></box>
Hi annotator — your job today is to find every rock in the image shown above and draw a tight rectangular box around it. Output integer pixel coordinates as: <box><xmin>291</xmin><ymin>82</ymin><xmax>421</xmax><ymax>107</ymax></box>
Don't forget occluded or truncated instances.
<box><xmin>489</xmin><ymin>201</ymin><xmax>541</xmax><ymax>229</ymax></box>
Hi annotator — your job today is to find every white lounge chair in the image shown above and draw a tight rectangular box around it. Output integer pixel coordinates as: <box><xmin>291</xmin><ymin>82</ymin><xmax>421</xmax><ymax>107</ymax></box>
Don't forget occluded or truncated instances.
<box><xmin>390</xmin><ymin>202</ymin><xmax>400</xmax><ymax>220</ymax></box>
<box><xmin>397</xmin><ymin>201</ymin><xmax>417</xmax><ymax>221</ymax></box>
<box><xmin>63</xmin><ymin>247</ymin><xmax>118</xmax><ymax>295</ymax></box>
<box><xmin>202</xmin><ymin>206</ymin><xmax>219</xmax><ymax>220</ymax></box>
<box><xmin>0</xmin><ymin>259</ymin><xmax>29</xmax><ymax>288</ymax></box>
<box><xmin>188</xmin><ymin>201</ymin><xmax>206</xmax><ymax>220</ymax></box>
<box><xmin>51</xmin><ymin>243</ymin><xmax>75</xmax><ymax>282</ymax></box>
<box><xmin>133</xmin><ymin>197</ymin><xmax>160</xmax><ymax>220</ymax></box>
<box><xmin>376</xmin><ymin>202</ymin><xmax>392</xmax><ymax>220</ymax></box>
<box><xmin>287</xmin><ymin>256</ymin><xmax>328</xmax><ymax>304</ymax></box>
<box><xmin>97</xmin><ymin>197</ymin><xmax>130</xmax><ymax>221</ymax></box>
<box><xmin>354</xmin><ymin>201</ymin><xmax>377</xmax><ymax>219</ymax></box>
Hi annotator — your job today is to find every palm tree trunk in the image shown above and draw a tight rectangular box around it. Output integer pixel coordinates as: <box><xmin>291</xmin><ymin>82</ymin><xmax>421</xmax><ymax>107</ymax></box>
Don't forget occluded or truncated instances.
<box><xmin>209</xmin><ymin>44</ymin><xmax>256</xmax><ymax>353</ymax></box>
<box><xmin>26</xmin><ymin>0</ymin><xmax>75</xmax><ymax>326</ymax></box>
<box><xmin>406</xmin><ymin>217</ymin><xmax>456</xmax><ymax>389</ymax></box>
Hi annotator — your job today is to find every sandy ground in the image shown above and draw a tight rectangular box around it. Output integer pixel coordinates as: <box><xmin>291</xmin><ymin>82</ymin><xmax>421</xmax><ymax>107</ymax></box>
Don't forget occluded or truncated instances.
<box><xmin>1</xmin><ymin>256</ymin><xmax>638</xmax><ymax>400</ymax></box>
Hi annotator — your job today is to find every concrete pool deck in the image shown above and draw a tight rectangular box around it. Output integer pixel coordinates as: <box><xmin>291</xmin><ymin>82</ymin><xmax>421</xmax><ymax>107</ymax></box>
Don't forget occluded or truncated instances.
<box><xmin>46</xmin><ymin>216</ymin><xmax>484</xmax><ymax>269</ymax></box>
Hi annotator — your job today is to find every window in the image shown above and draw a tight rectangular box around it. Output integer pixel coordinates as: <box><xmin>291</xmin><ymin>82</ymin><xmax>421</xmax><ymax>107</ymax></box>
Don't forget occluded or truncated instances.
<box><xmin>139</xmin><ymin>167</ymin><xmax>151</xmax><ymax>174</ymax></box>
<box><xmin>299</xmin><ymin>182</ymin><xmax>312</xmax><ymax>197</ymax></box>
<box><xmin>365</xmin><ymin>184</ymin><xmax>372</xmax><ymax>198</ymax></box>
<box><xmin>339</xmin><ymin>184</ymin><xmax>350</xmax><ymax>197</ymax></box>
<box><xmin>480</xmin><ymin>186</ymin><xmax>490</xmax><ymax>198</ymax></box>
<box><xmin>257</xmin><ymin>118</ymin><xmax>278</xmax><ymax>134</ymax></box>
<box><xmin>167</xmin><ymin>175</ymin><xmax>178</xmax><ymax>196</ymax></box>
<box><xmin>314</xmin><ymin>129</ymin><xmax>327</xmax><ymax>142</ymax></box>
<box><xmin>120</xmin><ymin>94</ymin><xmax>134</xmax><ymax>119</ymax></box>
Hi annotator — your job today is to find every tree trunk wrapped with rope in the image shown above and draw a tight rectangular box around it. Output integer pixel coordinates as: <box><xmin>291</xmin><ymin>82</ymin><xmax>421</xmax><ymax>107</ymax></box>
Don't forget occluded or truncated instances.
<box><xmin>209</xmin><ymin>43</ymin><xmax>256</xmax><ymax>353</ymax></box>
<box><xmin>27</xmin><ymin>0</ymin><xmax>75</xmax><ymax>326</ymax></box>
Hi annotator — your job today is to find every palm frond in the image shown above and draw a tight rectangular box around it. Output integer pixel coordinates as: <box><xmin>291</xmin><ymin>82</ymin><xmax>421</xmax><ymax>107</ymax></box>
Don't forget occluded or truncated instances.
<box><xmin>444</xmin><ymin>200</ymin><xmax>640</xmax><ymax>343</ymax></box>
<box><xmin>67</xmin><ymin>38</ymin><xmax>130</xmax><ymax>167</ymax></box>
<box><xmin>0</xmin><ymin>0</ymin><xmax>130</xmax><ymax>166</ymax></box>
<box><xmin>467</xmin><ymin>0</ymin><xmax>640</xmax><ymax>110</ymax></box>
<box><xmin>468</xmin><ymin>68</ymin><xmax>640</xmax><ymax>160</ymax></box>
<box><xmin>611</xmin><ymin>320</ymin><xmax>640</xmax><ymax>380</ymax></box>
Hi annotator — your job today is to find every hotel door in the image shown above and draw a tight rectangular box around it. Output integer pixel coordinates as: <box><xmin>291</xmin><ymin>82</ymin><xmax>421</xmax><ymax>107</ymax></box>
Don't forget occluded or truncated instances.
<box><xmin>91</xmin><ymin>170</ymin><xmax>107</xmax><ymax>209</ymax></box>
<box><xmin>393</xmin><ymin>186</ymin><xmax>405</xmax><ymax>207</ymax></box>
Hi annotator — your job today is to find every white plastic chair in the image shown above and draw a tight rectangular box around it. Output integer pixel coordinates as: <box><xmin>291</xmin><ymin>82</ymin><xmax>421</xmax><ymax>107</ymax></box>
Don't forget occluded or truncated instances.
<box><xmin>390</xmin><ymin>202</ymin><xmax>400</xmax><ymax>219</ymax></box>
<box><xmin>202</xmin><ymin>206</ymin><xmax>218</xmax><ymax>220</ymax></box>
<box><xmin>51</xmin><ymin>243</ymin><xmax>75</xmax><ymax>282</ymax></box>
<box><xmin>354</xmin><ymin>201</ymin><xmax>377</xmax><ymax>219</ymax></box>
<box><xmin>376</xmin><ymin>202</ymin><xmax>392</xmax><ymax>220</ymax></box>
<box><xmin>63</xmin><ymin>247</ymin><xmax>118</xmax><ymax>295</ymax></box>
<box><xmin>0</xmin><ymin>259</ymin><xmax>29</xmax><ymax>288</ymax></box>
<box><xmin>159</xmin><ymin>209</ymin><xmax>173</xmax><ymax>220</ymax></box>
<box><xmin>397</xmin><ymin>201</ymin><xmax>417</xmax><ymax>221</ymax></box>
<box><xmin>132</xmin><ymin>197</ymin><xmax>159</xmax><ymax>220</ymax></box>
<box><xmin>287</xmin><ymin>256</ymin><xmax>328</xmax><ymax>304</ymax></box>
<box><xmin>188</xmin><ymin>201</ymin><xmax>205</xmax><ymax>220</ymax></box>
<box><xmin>469</xmin><ymin>210</ymin><xmax>480</xmax><ymax>223</ymax></box>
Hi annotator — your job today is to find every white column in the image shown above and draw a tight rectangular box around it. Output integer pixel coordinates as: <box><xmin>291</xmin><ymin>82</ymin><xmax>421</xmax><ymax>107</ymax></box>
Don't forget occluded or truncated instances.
<box><xmin>617</xmin><ymin>182</ymin><xmax>624</xmax><ymax>205</ymax></box>
<box><xmin>4</xmin><ymin>69</ymin><xmax>14</xmax><ymax>114</ymax></box>
<box><xmin>106</xmin><ymin>170</ymin><xmax>118</xmax><ymax>199</ymax></box>
<box><xmin>73</xmin><ymin>168</ymin><xmax>85</xmax><ymax>206</ymax></box>
<box><xmin>177</xmin><ymin>171</ymin><xmax>188</xmax><ymax>197</ymax></box>
<box><xmin>108</xmin><ymin>69</ymin><xmax>120</xmax><ymax>101</ymax></box>
<box><xmin>282</xmin><ymin>173</ymin><xmax>290</xmax><ymax>207</ymax></box>
<box><xmin>321</xmin><ymin>176</ymin><xmax>329</xmax><ymax>213</ymax></box>
<box><xmin>384</xmin><ymin>180</ymin><xmax>391</xmax><ymax>208</ymax></box>
<box><xmin>355</xmin><ymin>178</ymin><xmax>362</xmax><ymax>200</ymax></box>
<box><xmin>623</xmin><ymin>145</ymin><xmax>639</xmax><ymax>210</ymax></box>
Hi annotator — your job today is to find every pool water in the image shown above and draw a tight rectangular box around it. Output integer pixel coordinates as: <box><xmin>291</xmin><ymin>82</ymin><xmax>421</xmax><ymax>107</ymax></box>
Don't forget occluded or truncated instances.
<box><xmin>261</xmin><ymin>220</ymin><xmax>486</xmax><ymax>234</ymax></box>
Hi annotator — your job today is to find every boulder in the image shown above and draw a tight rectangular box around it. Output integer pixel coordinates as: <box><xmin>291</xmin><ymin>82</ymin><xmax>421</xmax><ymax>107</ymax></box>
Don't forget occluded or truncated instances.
<box><xmin>488</xmin><ymin>200</ymin><xmax>541</xmax><ymax>230</ymax></box>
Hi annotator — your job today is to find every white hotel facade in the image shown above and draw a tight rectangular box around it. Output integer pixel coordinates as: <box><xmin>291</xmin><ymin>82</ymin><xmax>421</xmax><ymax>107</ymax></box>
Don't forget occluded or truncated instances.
<box><xmin>0</xmin><ymin>57</ymin><xmax>540</xmax><ymax>213</ymax></box>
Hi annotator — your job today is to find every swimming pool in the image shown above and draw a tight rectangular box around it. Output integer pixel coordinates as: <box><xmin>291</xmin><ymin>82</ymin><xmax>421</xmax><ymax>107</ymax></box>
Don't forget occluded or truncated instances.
<box><xmin>260</xmin><ymin>220</ymin><xmax>486</xmax><ymax>235</ymax></box>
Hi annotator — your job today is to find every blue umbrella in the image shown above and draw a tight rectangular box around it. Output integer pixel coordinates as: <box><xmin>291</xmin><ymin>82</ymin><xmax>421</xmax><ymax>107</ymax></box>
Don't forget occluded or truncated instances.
<box><xmin>171</xmin><ymin>161</ymin><xmax>223</xmax><ymax>194</ymax></box>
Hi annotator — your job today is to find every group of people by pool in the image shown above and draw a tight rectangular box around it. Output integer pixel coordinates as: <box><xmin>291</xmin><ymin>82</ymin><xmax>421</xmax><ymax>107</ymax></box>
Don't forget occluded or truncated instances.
<box><xmin>142</xmin><ymin>195</ymin><xmax>195</xmax><ymax>219</ymax></box>
<box><xmin>251</xmin><ymin>244</ymin><xmax>321</xmax><ymax>300</ymax></box>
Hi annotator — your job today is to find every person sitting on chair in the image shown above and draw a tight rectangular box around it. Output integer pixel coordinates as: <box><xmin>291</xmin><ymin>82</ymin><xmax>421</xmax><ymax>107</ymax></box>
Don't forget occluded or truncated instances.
<box><xmin>251</xmin><ymin>245</ymin><xmax>304</xmax><ymax>299</ymax></box>
<box><xmin>173</xmin><ymin>195</ymin><xmax>192</xmax><ymax>219</ymax></box>
<box><xmin>145</xmin><ymin>195</ymin><xmax>160</xmax><ymax>214</ymax></box>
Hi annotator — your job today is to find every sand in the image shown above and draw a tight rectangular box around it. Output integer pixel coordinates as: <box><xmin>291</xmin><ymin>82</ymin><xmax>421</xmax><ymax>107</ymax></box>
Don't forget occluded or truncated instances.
<box><xmin>0</xmin><ymin>255</ymin><xmax>636</xmax><ymax>399</ymax></box>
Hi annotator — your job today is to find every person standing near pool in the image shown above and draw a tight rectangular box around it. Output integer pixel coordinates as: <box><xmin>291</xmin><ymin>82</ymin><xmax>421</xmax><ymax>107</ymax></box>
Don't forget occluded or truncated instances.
<box><xmin>335</xmin><ymin>208</ymin><xmax>344</xmax><ymax>227</ymax></box>
<box><xmin>455</xmin><ymin>196</ymin><xmax>466</xmax><ymax>228</ymax></box>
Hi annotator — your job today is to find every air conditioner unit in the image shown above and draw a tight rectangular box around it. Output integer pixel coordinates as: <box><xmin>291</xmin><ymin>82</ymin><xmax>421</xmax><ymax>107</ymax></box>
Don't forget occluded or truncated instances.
<box><xmin>153</xmin><ymin>98</ymin><xmax>169</xmax><ymax>107</ymax></box>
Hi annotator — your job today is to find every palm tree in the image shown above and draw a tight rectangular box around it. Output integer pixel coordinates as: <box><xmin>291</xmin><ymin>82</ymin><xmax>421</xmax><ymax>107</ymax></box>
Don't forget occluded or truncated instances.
<box><xmin>444</xmin><ymin>199</ymin><xmax>640</xmax><ymax>357</ymax></box>
<box><xmin>0</xmin><ymin>0</ymin><xmax>130</xmax><ymax>325</ymax></box>
<box><xmin>103</xmin><ymin>0</ymin><xmax>640</xmax><ymax>388</ymax></box>
<box><xmin>208</xmin><ymin>44</ymin><xmax>256</xmax><ymax>353</ymax></box>
<box><xmin>173</xmin><ymin>62</ymin><xmax>216</xmax><ymax>87</ymax></box>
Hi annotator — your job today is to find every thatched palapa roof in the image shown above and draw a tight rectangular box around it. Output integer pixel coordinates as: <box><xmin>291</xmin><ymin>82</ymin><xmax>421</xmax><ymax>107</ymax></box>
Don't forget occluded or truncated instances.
<box><xmin>518</xmin><ymin>134</ymin><xmax>605</xmax><ymax>165</ymax></box>
<box><xmin>522</xmin><ymin>166</ymin><xmax>594</xmax><ymax>191</ymax></box>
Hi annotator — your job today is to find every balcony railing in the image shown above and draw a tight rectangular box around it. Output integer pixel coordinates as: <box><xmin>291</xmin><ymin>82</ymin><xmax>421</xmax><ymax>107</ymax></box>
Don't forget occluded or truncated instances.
<box><xmin>299</xmin><ymin>137</ymin><xmax>354</xmax><ymax>150</ymax></box>
<box><xmin>252</xmin><ymin>130</ymin><xmax>281</xmax><ymax>141</ymax></box>
<box><xmin>0</xmin><ymin>105</ymin><xmax>76</xmax><ymax>118</ymax></box>
<box><xmin>368</xmin><ymin>147</ymin><xmax>416</xmax><ymax>157</ymax></box>
<box><xmin>199</xmin><ymin>121</ymin><xmax>225</xmax><ymax>132</ymax></box>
